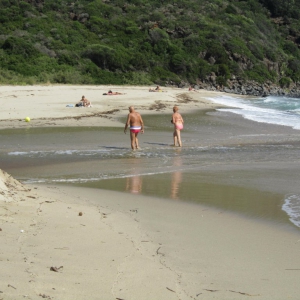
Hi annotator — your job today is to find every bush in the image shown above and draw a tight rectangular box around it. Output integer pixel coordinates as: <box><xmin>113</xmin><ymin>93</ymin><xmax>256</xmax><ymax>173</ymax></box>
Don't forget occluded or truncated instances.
<box><xmin>217</xmin><ymin>64</ymin><xmax>230</xmax><ymax>79</ymax></box>
<box><xmin>286</xmin><ymin>59</ymin><xmax>300</xmax><ymax>82</ymax></box>
<box><xmin>279</xmin><ymin>77</ymin><xmax>291</xmax><ymax>88</ymax></box>
<box><xmin>57</xmin><ymin>52</ymin><xmax>79</xmax><ymax>66</ymax></box>
<box><xmin>245</xmin><ymin>64</ymin><xmax>274</xmax><ymax>83</ymax></box>
<box><xmin>52</xmin><ymin>70</ymin><xmax>93</xmax><ymax>84</ymax></box>
<box><xmin>216</xmin><ymin>76</ymin><xmax>227</xmax><ymax>87</ymax></box>
<box><xmin>205</xmin><ymin>41</ymin><xmax>228</xmax><ymax>64</ymax></box>
<box><xmin>225</xmin><ymin>4</ymin><xmax>238</xmax><ymax>14</ymax></box>
<box><xmin>265</xmin><ymin>49</ymin><xmax>277</xmax><ymax>61</ymax></box>
<box><xmin>283</xmin><ymin>41</ymin><xmax>300</xmax><ymax>58</ymax></box>
<box><xmin>123</xmin><ymin>72</ymin><xmax>153</xmax><ymax>85</ymax></box>
<box><xmin>287</xmin><ymin>58</ymin><xmax>300</xmax><ymax>73</ymax></box>
<box><xmin>129</xmin><ymin>52</ymin><xmax>150</xmax><ymax>70</ymax></box>
<box><xmin>247</xmin><ymin>41</ymin><xmax>264</xmax><ymax>60</ymax></box>
<box><xmin>86</xmin><ymin>1</ymin><xmax>113</xmax><ymax>18</ymax></box>
<box><xmin>2</xmin><ymin>36</ymin><xmax>40</xmax><ymax>58</ymax></box>
<box><xmin>225</xmin><ymin>38</ymin><xmax>252</xmax><ymax>57</ymax></box>
<box><xmin>149</xmin><ymin>28</ymin><xmax>169</xmax><ymax>45</ymax></box>
<box><xmin>150</xmin><ymin>66</ymin><xmax>181</xmax><ymax>85</ymax></box>
<box><xmin>82</xmin><ymin>44</ymin><xmax>130</xmax><ymax>71</ymax></box>
<box><xmin>198</xmin><ymin>59</ymin><xmax>212</xmax><ymax>80</ymax></box>
<box><xmin>183</xmin><ymin>34</ymin><xmax>204</xmax><ymax>55</ymax></box>
<box><xmin>170</xmin><ymin>54</ymin><xmax>186</xmax><ymax>73</ymax></box>
<box><xmin>19</xmin><ymin>1</ymin><xmax>32</xmax><ymax>11</ymax></box>
<box><xmin>153</xmin><ymin>39</ymin><xmax>170</xmax><ymax>55</ymax></box>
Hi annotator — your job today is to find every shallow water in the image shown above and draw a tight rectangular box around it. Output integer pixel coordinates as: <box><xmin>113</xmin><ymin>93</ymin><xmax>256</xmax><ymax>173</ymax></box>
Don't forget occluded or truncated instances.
<box><xmin>1</xmin><ymin>110</ymin><xmax>300</xmax><ymax>229</ymax></box>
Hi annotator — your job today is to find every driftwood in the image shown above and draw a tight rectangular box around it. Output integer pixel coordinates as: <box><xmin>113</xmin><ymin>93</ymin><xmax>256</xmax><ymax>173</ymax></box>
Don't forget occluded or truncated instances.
<box><xmin>7</xmin><ymin>284</ymin><xmax>16</xmax><ymax>289</ymax></box>
<box><xmin>229</xmin><ymin>290</ymin><xmax>260</xmax><ymax>296</ymax></box>
<box><xmin>50</xmin><ymin>266</ymin><xmax>63</xmax><ymax>272</ymax></box>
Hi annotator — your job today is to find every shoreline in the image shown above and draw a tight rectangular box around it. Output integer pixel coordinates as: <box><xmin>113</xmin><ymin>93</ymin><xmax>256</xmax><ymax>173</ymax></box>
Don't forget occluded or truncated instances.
<box><xmin>1</xmin><ymin>173</ymin><xmax>300</xmax><ymax>299</ymax></box>
<box><xmin>1</xmin><ymin>85</ymin><xmax>300</xmax><ymax>299</ymax></box>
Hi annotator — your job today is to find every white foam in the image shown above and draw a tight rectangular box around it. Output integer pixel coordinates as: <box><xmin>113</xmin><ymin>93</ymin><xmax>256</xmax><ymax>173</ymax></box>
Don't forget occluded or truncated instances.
<box><xmin>55</xmin><ymin>150</ymin><xmax>78</xmax><ymax>155</ymax></box>
<box><xmin>282</xmin><ymin>194</ymin><xmax>300</xmax><ymax>228</ymax></box>
<box><xmin>8</xmin><ymin>149</ymin><xmax>113</xmax><ymax>157</ymax></box>
<box><xmin>8</xmin><ymin>151</ymin><xmax>39</xmax><ymax>156</ymax></box>
<box><xmin>208</xmin><ymin>95</ymin><xmax>300</xmax><ymax>130</ymax></box>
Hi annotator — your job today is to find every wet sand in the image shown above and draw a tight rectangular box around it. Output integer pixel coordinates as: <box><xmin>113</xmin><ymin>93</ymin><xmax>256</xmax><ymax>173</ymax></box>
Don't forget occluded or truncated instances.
<box><xmin>1</xmin><ymin>172</ymin><xmax>300</xmax><ymax>300</ymax></box>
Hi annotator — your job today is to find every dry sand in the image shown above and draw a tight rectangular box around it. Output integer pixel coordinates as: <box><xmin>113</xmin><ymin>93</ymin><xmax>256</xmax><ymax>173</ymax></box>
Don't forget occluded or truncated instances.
<box><xmin>1</xmin><ymin>85</ymin><xmax>300</xmax><ymax>300</ymax></box>
<box><xmin>0</xmin><ymin>85</ymin><xmax>223</xmax><ymax>129</ymax></box>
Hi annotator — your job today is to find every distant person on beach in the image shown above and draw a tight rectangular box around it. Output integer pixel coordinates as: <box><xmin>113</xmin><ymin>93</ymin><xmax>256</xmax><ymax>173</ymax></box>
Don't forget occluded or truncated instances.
<box><xmin>188</xmin><ymin>86</ymin><xmax>196</xmax><ymax>91</ymax></box>
<box><xmin>124</xmin><ymin>106</ymin><xmax>144</xmax><ymax>150</ymax></box>
<box><xmin>171</xmin><ymin>106</ymin><xmax>184</xmax><ymax>147</ymax></box>
<box><xmin>76</xmin><ymin>95</ymin><xmax>91</xmax><ymax>107</ymax></box>
<box><xmin>149</xmin><ymin>85</ymin><xmax>162</xmax><ymax>92</ymax></box>
<box><xmin>107</xmin><ymin>90</ymin><xmax>125</xmax><ymax>95</ymax></box>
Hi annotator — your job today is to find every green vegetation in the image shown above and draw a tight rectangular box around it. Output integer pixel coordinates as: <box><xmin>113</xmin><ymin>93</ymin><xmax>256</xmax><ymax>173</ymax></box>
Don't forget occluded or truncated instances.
<box><xmin>0</xmin><ymin>0</ymin><xmax>300</xmax><ymax>87</ymax></box>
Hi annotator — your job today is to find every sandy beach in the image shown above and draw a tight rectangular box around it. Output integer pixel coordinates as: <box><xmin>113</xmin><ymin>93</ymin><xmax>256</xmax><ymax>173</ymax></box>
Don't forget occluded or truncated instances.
<box><xmin>0</xmin><ymin>85</ymin><xmax>222</xmax><ymax>129</ymax></box>
<box><xmin>1</xmin><ymin>85</ymin><xmax>300</xmax><ymax>300</ymax></box>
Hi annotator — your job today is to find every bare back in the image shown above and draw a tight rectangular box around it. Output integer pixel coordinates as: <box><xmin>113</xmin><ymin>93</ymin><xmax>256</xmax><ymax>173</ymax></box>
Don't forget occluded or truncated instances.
<box><xmin>127</xmin><ymin>112</ymin><xmax>143</xmax><ymax>127</ymax></box>
<box><xmin>124</xmin><ymin>107</ymin><xmax>144</xmax><ymax>149</ymax></box>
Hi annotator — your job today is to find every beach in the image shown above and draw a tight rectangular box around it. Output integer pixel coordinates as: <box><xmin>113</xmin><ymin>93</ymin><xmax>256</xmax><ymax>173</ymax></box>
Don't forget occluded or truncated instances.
<box><xmin>0</xmin><ymin>85</ymin><xmax>221</xmax><ymax>129</ymax></box>
<box><xmin>1</xmin><ymin>85</ymin><xmax>300</xmax><ymax>300</ymax></box>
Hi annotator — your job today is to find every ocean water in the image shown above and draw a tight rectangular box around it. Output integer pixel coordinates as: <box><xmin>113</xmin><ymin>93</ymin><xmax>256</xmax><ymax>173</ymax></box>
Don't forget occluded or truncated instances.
<box><xmin>1</xmin><ymin>95</ymin><xmax>300</xmax><ymax>229</ymax></box>
<box><xmin>208</xmin><ymin>94</ymin><xmax>300</xmax><ymax>129</ymax></box>
<box><xmin>207</xmin><ymin>94</ymin><xmax>300</xmax><ymax>228</ymax></box>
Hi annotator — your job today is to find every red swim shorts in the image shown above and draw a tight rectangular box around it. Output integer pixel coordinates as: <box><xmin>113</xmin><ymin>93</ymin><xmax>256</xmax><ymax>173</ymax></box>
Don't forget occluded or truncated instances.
<box><xmin>130</xmin><ymin>126</ymin><xmax>141</xmax><ymax>133</ymax></box>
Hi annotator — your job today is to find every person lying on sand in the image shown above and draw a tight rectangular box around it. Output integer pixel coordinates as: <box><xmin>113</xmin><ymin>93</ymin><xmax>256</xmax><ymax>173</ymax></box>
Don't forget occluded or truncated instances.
<box><xmin>106</xmin><ymin>90</ymin><xmax>125</xmax><ymax>95</ymax></box>
<box><xmin>75</xmin><ymin>95</ymin><xmax>91</xmax><ymax>107</ymax></box>
<box><xmin>188</xmin><ymin>86</ymin><xmax>199</xmax><ymax>92</ymax></box>
<box><xmin>149</xmin><ymin>85</ymin><xmax>162</xmax><ymax>92</ymax></box>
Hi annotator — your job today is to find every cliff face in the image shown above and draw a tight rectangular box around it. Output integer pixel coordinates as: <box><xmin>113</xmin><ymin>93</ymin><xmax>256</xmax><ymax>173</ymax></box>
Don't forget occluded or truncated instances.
<box><xmin>0</xmin><ymin>0</ymin><xmax>300</xmax><ymax>91</ymax></box>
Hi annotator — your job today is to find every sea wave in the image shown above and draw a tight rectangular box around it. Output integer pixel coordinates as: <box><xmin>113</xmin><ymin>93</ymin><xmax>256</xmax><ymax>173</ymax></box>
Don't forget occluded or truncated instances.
<box><xmin>8</xmin><ymin>149</ymin><xmax>112</xmax><ymax>156</ymax></box>
<box><xmin>22</xmin><ymin>169</ymin><xmax>178</xmax><ymax>185</ymax></box>
<box><xmin>208</xmin><ymin>95</ymin><xmax>300</xmax><ymax>130</ymax></box>
<box><xmin>282</xmin><ymin>194</ymin><xmax>300</xmax><ymax>228</ymax></box>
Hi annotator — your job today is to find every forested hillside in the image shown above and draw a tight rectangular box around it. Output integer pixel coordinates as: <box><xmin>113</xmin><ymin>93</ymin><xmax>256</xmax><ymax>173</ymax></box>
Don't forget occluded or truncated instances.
<box><xmin>1</xmin><ymin>0</ymin><xmax>300</xmax><ymax>94</ymax></box>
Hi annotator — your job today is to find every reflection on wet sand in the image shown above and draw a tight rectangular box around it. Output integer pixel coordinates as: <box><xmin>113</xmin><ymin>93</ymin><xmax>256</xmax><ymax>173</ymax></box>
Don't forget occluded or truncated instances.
<box><xmin>171</xmin><ymin>151</ymin><xmax>182</xmax><ymax>200</ymax></box>
<box><xmin>126</xmin><ymin>158</ymin><xmax>143</xmax><ymax>194</ymax></box>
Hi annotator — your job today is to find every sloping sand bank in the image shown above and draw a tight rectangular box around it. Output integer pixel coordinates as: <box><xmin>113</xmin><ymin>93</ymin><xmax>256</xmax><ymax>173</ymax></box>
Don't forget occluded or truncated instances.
<box><xmin>1</xmin><ymin>169</ymin><xmax>300</xmax><ymax>300</ymax></box>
